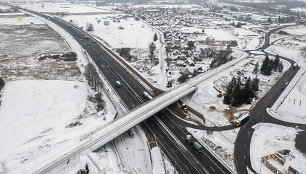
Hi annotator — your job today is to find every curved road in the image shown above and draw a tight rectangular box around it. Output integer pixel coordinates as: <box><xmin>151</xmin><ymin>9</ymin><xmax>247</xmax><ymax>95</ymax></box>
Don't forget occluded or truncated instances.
<box><xmin>235</xmin><ymin>25</ymin><xmax>306</xmax><ymax>174</ymax></box>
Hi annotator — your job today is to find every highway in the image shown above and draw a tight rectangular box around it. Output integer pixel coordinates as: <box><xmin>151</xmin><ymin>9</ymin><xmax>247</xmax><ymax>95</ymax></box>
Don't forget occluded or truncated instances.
<box><xmin>15</xmin><ymin>7</ymin><xmax>233</xmax><ymax>174</ymax></box>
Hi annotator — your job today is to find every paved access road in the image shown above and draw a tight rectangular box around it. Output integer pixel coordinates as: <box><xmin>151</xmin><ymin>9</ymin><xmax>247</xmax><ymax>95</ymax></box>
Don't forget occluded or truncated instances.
<box><xmin>235</xmin><ymin>25</ymin><xmax>306</xmax><ymax>174</ymax></box>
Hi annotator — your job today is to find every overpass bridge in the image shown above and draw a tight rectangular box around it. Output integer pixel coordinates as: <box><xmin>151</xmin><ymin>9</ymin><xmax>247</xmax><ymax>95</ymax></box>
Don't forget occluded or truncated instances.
<box><xmin>28</xmin><ymin>83</ymin><xmax>197</xmax><ymax>174</ymax></box>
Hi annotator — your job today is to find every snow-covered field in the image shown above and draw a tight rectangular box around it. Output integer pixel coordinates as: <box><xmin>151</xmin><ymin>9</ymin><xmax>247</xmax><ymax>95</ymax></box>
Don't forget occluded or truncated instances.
<box><xmin>204</xmin><ymin>28</ymin><xmax>235</xmax><ymax>41</ymax></box>
<box><xmin>0</xmin><ymin>80</ymin><xmax>89</xmax><ymax>172</ymax></box>
<box><xmin>0</xmin><ymin>80</ymin><xmax>87</xmax><ymax>154</ymax></box>
<box><xmin>0</xmin><ymin>15</ymin><xmax>45</xmax><ymax>25</ymax></box>
<box><xmin>19</xmin><ymin>2</ymin><xmax>113</xmax><ymax>14</ymax></box>
<box><xmin>250</xmin><ymin>123</ymin><xmax>306</xmax><ymax>174</ymax></box>
<box><xmin>0</xmin><ymin>15</ymin><xmax>68</xmax><ymax>58</ymax></box>
<box><xmin>62</xmin><ymin>15</ymin><xmax>156</xmax><ymax>49</ymax></box>
<box><xmin>267</xmin><ymin>25</ymin><xmax>306</xmax><ymax>67</ymax></box>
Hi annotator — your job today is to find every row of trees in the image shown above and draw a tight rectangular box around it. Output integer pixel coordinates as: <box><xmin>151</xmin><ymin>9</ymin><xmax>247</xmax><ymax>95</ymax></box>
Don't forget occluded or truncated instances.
<box><xmin>209</xmin><ymin>45</ymin><xmax>233</xmax><ymax>69</ymax></box>
<box><xmin>0</xmin><ymin>77</ymin><xmax>4</xmax><ymax>91</ymax></box>
<box><xmin>85</xmin><ymin>63</ymin><xmax>104</xmax><ymax>94</ymax></box>
<box><xmin>149</xmin><ymin>42</ymin><xmax>156</xmax><ymax>63</ymax></box>
<box><xmin>260</xmin><ymin>55</ymin><xmax>283</xmax><ymax>76</ymax></box>
<box><xmin>223</xmin><ymin>76</ymin><xmax>259</xmax><ymax>107</ymax></box>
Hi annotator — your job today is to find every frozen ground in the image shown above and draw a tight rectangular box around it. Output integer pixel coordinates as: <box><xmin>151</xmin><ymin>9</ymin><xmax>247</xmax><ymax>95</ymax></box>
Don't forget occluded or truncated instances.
<box><xmin>250</xmin><ymin>123</ymin><xmax>306</xmax><ymax>174</ymax></box>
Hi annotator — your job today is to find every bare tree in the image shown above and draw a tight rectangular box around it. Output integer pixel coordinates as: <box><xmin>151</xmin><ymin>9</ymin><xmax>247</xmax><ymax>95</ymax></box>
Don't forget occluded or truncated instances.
<box><xmin>86</xmin><ymin>23</ymin><xmax>94</xmax><ymax>32</ymax></box>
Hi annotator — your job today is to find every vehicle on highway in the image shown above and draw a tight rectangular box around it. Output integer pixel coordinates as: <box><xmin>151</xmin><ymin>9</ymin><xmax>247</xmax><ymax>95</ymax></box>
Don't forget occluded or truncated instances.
<box><xmin>143</xmin><ymin>91</ymin><xmax>153</xmax><ymax>100</ymax></box>
<box><xmin>115</xmin><ymin>81</ymin><xmax>121</xmax><ymax>87</ymax></box>
<box><xmin>233</xmin><ymin>115</ymin><xmax>250</xmax><ymax>127</ymax></box>
<box><xmin>293</xmin><ymin>63</ymin><xmax>298</xmax><ymax>69</ymax></box>
<box><xmin>283</xmin><ymin>81</ymin><xmax>289</xmax><ymax>90</ymax></box>
<box><xmin>186</xmin><ymin>135</ymin><xmax>203</xmax><ymax>153</ymax></box>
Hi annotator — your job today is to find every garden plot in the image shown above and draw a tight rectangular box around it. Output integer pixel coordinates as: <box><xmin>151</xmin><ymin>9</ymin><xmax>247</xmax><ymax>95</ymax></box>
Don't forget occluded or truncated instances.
<box><xmin>184</xmin><ymin>54</ymin><xmax>290</xmax><ymax>126</ymax></box>
<box><xmin>250</xmin><ymin>123</ymin><xmax>306</xmax><ymax>174</ymax></box>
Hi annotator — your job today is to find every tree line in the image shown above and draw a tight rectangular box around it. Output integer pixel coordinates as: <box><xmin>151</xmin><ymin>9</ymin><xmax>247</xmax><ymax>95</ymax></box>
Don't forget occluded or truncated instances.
<box><xmin>0</xmin><ymin>77</ymin><xmax>4</xmax><ymax>91</ymax></box>
<box><xmin>260</xmin><ymin>55</ymin><xmax>283</xmax><ymax>76</ymax></box>
<box><xmin>223</xmin><ymin>76</ymin><xmax>259</xmax><ymax>107</ymax></box>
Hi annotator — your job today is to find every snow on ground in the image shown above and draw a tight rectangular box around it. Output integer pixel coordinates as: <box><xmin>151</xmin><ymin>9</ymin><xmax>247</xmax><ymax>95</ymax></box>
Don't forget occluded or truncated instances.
<box><xmin>62</xmin><ymin>15</ymin><xmax>156</xmax><ymax>49</ymax></box>
<box><xmin>62</xmin><ymin>13</ymin><xmax>166</xmax><ymax>89</ymax></box>
<box><xmin>0</xmin><ymin>11</ymin><xmax>124</xmax><ymax>174</ymax></box>
<box><xmin>0</xmin><ymin>80</ymin><xmax>85</xmax><ymax>171</ymax></box>
<box><xmin>282</xmin><ymin>25</ymin><xmax>306</xmax><ymax>36</ymax></box>
<box><xmin>270</xmin><ymin>68</ymin><xmax>306</xmax><ymax>124</ymax></box>
<box><xmin>267</xmin><ymin>25</ymin><xmax>306</xmax><ymax>67</ymax></box>
<box><xmin>114</xmin><ymin>126</ymin><xmax>153</xmax><ymax>174</ymax></box>
<box><xmin>266</xmin><ymin>45</ymin><xmax>305</xmax><ymax>66</ymax></box>
<box><xmin>0</xmin><ymin>14</ymin><xmax>69</xmax><ymax>58</ymax></box>
<box><xmin>291</xmin><ymin>7</ymin><xmax>306</xmax><ymax>14</ymax></box>
<box><xmin>187</xmin><ymin>127</ymin><xmax>239</xmax><ymax>172</ymax></box>
<box><xmin>204</xmin><ymin>28</ymin><xmax>235</xmax><ymax>41</ymax></box>
<box><xmin>151</xmin><ymin>147</ymin><xmax>165</xmax><ymax>174</ymax></box>
<box><xmin>0</xmin><ymin>14</ymin><xmax>45</xmax><ymax>25</ymax></box>
<box><xmin>250</xmin><ymin>123</ymin><xmax>306</xmax><ymax>174</ymax></box>
<box><xmin>134</xmin><ymin>4</ymin><xmax>200</xmax><ymax>9</ymax></box>
<box><xmin>234</xmin><ymin>28</ymin><xmax>259</xmax><ymax>37</ymax></box>
<box><xmin>184</xmin><ymin>52</ymin><xmax>290</xmax><ymax>126</ymax></box>
<box><xmin>245</xmin><ymin>37</ymin><xmax>261</xmax><ymax>50</ymax></box>
<box><xmin>20</xmin><ymin>2</ymin><xmax>113</xmax><ymax>14</ymax></box>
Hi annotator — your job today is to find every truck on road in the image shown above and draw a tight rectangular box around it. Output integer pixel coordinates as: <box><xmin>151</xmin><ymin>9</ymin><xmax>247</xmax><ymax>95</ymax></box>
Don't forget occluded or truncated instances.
<box><xmin>233</xmin><ymin>115</ymin><xmax>249</xmax><ymax>127</ymax></box>
<box><xmin>186</xmin><ymin>135</ymin><xmax>203</xmax><ymax>152</ymax></box>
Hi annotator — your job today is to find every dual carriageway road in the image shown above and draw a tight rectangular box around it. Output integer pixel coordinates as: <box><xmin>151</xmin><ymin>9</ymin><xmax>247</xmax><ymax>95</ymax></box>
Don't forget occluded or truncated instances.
<box><xmin>26</xmin><ymin>10</ymin><xmax>231</xmax><ymax>174</ymax></box>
